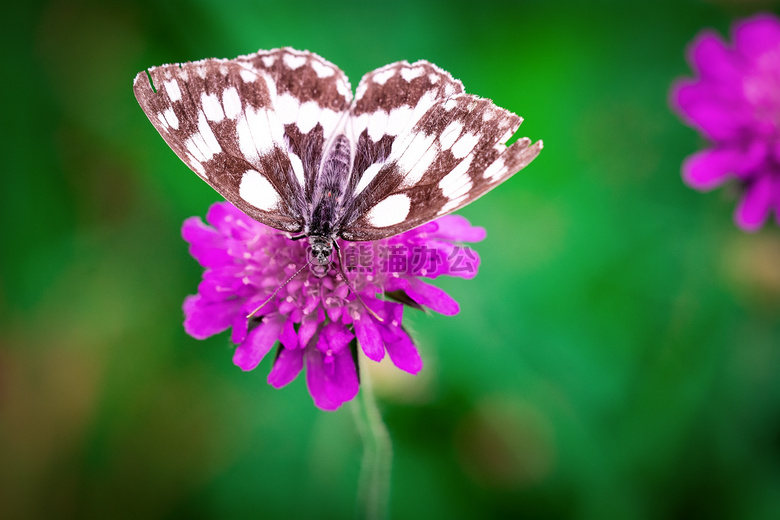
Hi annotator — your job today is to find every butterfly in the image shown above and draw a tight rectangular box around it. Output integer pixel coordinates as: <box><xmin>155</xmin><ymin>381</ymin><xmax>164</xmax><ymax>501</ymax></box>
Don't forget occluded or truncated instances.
<box><xmin>133</xmin><ymin>47</ymin><xmax>542</xmax><ymax>265</ymax></box>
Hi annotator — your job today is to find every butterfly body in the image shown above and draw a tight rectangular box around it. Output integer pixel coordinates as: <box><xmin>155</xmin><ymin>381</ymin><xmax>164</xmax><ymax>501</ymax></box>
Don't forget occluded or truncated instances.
<box><xmin>308</xmin><ymin>133</ymin><xmax>352</xmax><ymax>239</ymax></box>
<box><xmin>134</xmin><ymin>48</ymin><xmax>542</xmax><ymax>256</ymax></box>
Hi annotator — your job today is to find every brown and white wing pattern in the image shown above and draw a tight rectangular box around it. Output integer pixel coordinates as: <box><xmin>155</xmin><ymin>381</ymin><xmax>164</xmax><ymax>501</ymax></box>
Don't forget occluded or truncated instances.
<box><xmin>338</xmin><ymin>60</ymin><xmax>542</xmax><ymax>241</ymax></box>
<box><xmin>133</xmin><ymin>48</ymin><xmax>352</xmax><ymax>233</ymax></box>
<box><xmin>134</xmin><ymin>49</ymin><xmax>541</xmax><ymax>242</ymax></box>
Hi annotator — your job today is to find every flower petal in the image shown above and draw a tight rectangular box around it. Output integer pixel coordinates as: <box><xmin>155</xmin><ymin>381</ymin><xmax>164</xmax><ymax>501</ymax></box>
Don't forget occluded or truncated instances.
<box><xmin>182</xmin><ymin>217</ymin><xmax>233</xmax><ymax>268</ymax></box>
<box><xmin>682</xmin><ymin>148</ymin><xmax>739</xmax><ymax>190</ymax></box>
<box><xmin>736</xmin><ymin>174</ymin><xmax>774</xmax><ymax>231</ymax></box>
<box><xmin>298</xmin><ymin>310</ymin><xmax>323</xmax><ymax>348</ymax></box>
<box><xmin>430</xmin><ymin>215</ymin><xmax>487</xmax><ymax>243</ymax></box>
<box><xmin>320</xmin><ymin>322</ymin><xmax>354</xmax><ymax>354</ymax></box>
<box><xmin>405</xmin><ymin>279</ymin><xmax>460</xmax><ymax>316</ymax></box>
<box><xmin>183</xmin><ymin>294</ymin><xmax>240</xmax><ymax>339</ymax></box>
<box><xmin>233</xmin><ymin>314</ymin><xmax>286</xmax><ymax>371</ymax></box>
<box><xmin>734</xmin><ymin>14</ymin><xmax>780</xmax><ymax>60</ymax></box>
<box><xmin>673</xmin><ymin>81</ymin><xmax>745</xmax><ymax>141</ymax></box>
<box><xmin>354</xmin><ymin>311</ymin><xmax>385</xmax><ymax>362</ymax></box>
<box><xmin>206</xmin><ymin>202</ymin><xmax>253</xmax><ymax>238</ymax></box>
<box><xmin>306</xmin><ymin>348</ymin><xmax>359</xmax><ymax>411</ymax></box>
<box><xmin>385</xmin><ymin>329</ymin><xmax>422</xmax><ymax>375</ymax></box>
<box><xmin>231</xmin><ymin>313</ymin><xmax>249</xmax><ymax>344</ymax></box>
<box><xmin>267</xmin><ymin>346</ymin><xmax>304</xmax><ymax>388</ymax></box>
<box><xmin>278</xmin><ymin>317</ymin><xmax>298</xmax><ymax>350</ymax></box>
<box><xmin>687</xmin><ymin>31</ymin><xmax>742</xmax><ymax>82</ymax></box>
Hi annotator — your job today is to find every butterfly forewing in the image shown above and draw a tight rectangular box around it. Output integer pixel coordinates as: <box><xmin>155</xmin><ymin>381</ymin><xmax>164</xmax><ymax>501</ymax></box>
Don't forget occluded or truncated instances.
<box><xmin>344</xmin><ymin>60</ymin><xmax>463</xmax><ymax>199</ymax></box>
<box><xmin>133</xmin><ymin>48</ymin><xmax>352</xmax><ymax>233</ymax></box>
<box><xmin>338</xmin><ymin>63</ymin><xmax>542</xmax><ymax>241</ymax></box>
<box><xmin>237</xmin><ymin>49</ymin><xmax>353</xmax><ymax>201</ymax></box>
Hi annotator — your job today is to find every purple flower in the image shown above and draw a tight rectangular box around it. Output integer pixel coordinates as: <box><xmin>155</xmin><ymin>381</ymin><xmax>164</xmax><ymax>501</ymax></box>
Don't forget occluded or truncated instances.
<box><xmin>181</xmin><ymin>202</ymin><xmax>485</xmax><ymax>411</ymax></box>
<box><xmin>671</xmin><ymin>13</ymin><xmax>780</xmax><ymax>231</ymax></box>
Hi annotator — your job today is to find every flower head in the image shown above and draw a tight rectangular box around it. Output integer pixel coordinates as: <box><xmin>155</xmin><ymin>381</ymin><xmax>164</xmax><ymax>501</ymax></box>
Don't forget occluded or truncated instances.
<box><xmin>671</xmin><ymin>13</ymin><xmax>780</xmax><ymax>231</ymax></box>
<box><xmin>182</xmin><ymin>202</ymin><xmax>485</xmax><ymax>410</ymax></box>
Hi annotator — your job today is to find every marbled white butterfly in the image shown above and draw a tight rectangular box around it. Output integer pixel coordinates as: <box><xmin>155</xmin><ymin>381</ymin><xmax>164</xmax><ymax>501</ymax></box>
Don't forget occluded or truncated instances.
<box><xmin>134</xmin><ymin>48</ymin><xmax>542</xmax><ymax>265</ymax></box>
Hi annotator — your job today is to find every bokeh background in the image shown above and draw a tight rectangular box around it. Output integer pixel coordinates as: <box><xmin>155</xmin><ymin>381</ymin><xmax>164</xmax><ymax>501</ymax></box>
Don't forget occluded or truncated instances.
<box><xmin>3</xmin><ymin>0</ymin><xmax>780</xmax><ymax>518</ymax></box>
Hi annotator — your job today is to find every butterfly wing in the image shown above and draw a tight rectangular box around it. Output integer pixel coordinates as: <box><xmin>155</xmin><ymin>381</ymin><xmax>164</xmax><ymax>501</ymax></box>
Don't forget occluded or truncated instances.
<box><xmin>338</xmin><ymin>60</ymin><xmax>542</xmax><ymax>241</ymax></box>
<box><xmin>133</xmin><ymin>48</ymin><xmax>352</xmax><ymax>233</ymax></box>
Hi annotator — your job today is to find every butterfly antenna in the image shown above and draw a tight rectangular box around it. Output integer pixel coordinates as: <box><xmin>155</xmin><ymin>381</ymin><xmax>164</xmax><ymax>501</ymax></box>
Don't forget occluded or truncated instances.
<box><xmin>246</xmin><ymin>259</ymin><xmax>313</xmax><ymax>319</ymax></box>
<box><xmin>332</xmin><ymin>241</ymin><xmax>385</xmax><ymax>323</ymax></box>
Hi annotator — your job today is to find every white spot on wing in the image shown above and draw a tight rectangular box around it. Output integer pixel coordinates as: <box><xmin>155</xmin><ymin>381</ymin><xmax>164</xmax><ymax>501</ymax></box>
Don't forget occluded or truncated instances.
<box><xmin>354</xmin><ymin>162</ymin><xmax>384</xmax><ymax>194</ymax></box>
<box><xmin>185</xmin><ymin>137</ymin><xmax>206</xmax><ymax>162</ymax></box>
<box><xmin>236</xmin><ymin>114</ymin><xmax>258</xmax><ymax>164</ymax></box>
<box><xmin>158</xmin><ymin>108</ymin><xmax>178</xmax><ymax>130</ymax></box>
<box><xmin>267</xmin><ymin>109</ymin><xmax>286</xmax><ymax>147</ymax></box>
<box><xmin>498</xmin><ymin>125</ymin><xmax>517</xmax><ymax>144</ymax></box>
<box><xmin>366</xmin><ymin>194</ymin><xmax>411</xmax><ymax>228</ymax></box>
<box><xmin>410</xmin><ymin>90</ymin><xmax>437</xmax><ymax>122</ymax></box>
<box><xmin>283</xmin><ymin>53</ymin><xmax>307</xmax><ymax>70</ymax></box>
<box><xmin>367</xmin><ymin>110</ymin><xmax>388</xmax><ymax>142</ymax></box>
<box><xmin>222</xmin><ymin>87</ymin><xmax>241</xmax><ymax>119</ymax></box>
<box><xmin>242</xmin><ymin>107</ymin><xmax>274</xmax><ymax>163</ymax></box>
<box><xmin>406</xmin><ymin>145</ymin><xmax>438</xmax><ymax>186</ymax></box>
<box><xmin>448</xmin><ymin>154</ymin><xmax>474</xmax><ymax>180</ymax></box>
<box><xmin>297</xmin><ymin>101</ymin><xmax>320</xmax><ymax>133</ymax></box>
<box><xmin>351</xmin><ymin>113</ymin><xmax>369</xmax><ymax>139</ymax></box>
<box><xmin>372</xmin><ymin>68</ymin><xmax>395</xmax><ymax>85</ymax></box>
<box><xmin>311</xmin><ymin>60</ymin><xmax>335</xmax><ymax>78</ymax></box>
<box><xmin>442</xmin><ymin>98</ymin><xmax>458</xmax><ymax>111</ymax></box>
<box><xmin>289</xmin><ymin>153</ymin><xmax>305</xmax><ymax>186</ymax></box>
<box><xmin>440</xmin><ymin>195</ymin><xmax>468</xmax><ymax>215</ymax></box>
<box><xmin>164</xmin><ymin>108</ymin><xmax>179</xmax><ymax>129</ymax></box>
<box><xmin>239</xmin><ymin>170</ymin><xmax>280</xmax><ymax>211</ymax></box>
<box><xmin>197</xmin><ymin>112</ymin><xmax>222</xmax><ymax>156</ymax></box>
<box><xmin>156</xmin><ymin>112</ymin><xmax>168</xmax><ymax>129</ymax></box>
<box><xmin>276</xmin><ymin>93</ymin><xmax>300</xmax><ymax>125</ymax></box>
<box><xmin>261</xmin><ymin>56</ymin><xmax>275</xmax><ymax>68</ymax></box>
<box><xmin>400</xmin><ymin>66</ymin><xmax>424</xmax><ymax>82</ymax></box>
<box><xmin>355</xmin><ymin>81</ymin><xmax>368</xmax><ymax>101</ymax></box>
<box><xmin>482</xmin><ymin>156</ymin><xmax>506</xmax><ymax>181</ymax></box>
<box><xmin>240</xmin><ymin>68</ymin><xmax>257</xmax><ymax>83</ymax></box>
<box><xmin>439</xmin><ymin>120</ymin><xmax>462</xmax><ymax>150</ymax></box>
<box><xmin>164</xmin><ymin>79</ymin><xmax>181</xmax><ymax>102</ymax></box>
<box><xmin>395</xmin><ymin>132</ymin><xmax>436</xmax><ymax>187</ymax></box>
<box><xmin>319</xmin><ymin>108</ymin><xmax>340</xmax><ymax>139</ymax></box>
<box><xmin>439</xmin><ymin>156</ymin><xmax>474</xmax><ymax>210</ymax></box>
<box><xmin>201</xmin><ymin>92</ymin><xmax>224</xmax><ymax>122</ymax></box>
<box><xmin>336</xmin><ymin>80</ymin><xmax>350</xmax><ymax>99</ymax></box>
<box><xmin>386</xmin><ymin>106</ymin><xmax>412</xmax><ymax>136</ymax></box>
<box><xmin>451</xmin><ymin>132</ymin><xmax>480</xmax><ymax>159</ymax></box>
<box><xmin>184</xmin><ymin>113</ymin><xmax>222</xmax><ymax>163</ymax></box>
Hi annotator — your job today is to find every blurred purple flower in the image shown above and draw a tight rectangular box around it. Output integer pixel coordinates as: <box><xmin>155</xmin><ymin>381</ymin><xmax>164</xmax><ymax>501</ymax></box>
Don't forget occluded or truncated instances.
<box><xmin>181</xmin><ymin>202</ymin><xmax>485</xmax><ymax>411</ymax></box>
<box><xmin>671</xmin><ymin>13</ymin><xmax>780</xmax><ymax>231</ymax></box>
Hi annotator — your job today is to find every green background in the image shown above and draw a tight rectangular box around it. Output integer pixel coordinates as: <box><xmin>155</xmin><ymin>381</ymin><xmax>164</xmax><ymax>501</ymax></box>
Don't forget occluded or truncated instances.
<box><xmin>3</xmin><ymin>0</ymin><xmax>780</xmax><ymax>518</ymax></box>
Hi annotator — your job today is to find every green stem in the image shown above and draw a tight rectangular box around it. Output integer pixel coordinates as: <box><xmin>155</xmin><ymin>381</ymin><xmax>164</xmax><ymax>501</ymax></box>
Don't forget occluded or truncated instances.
<box><xmin>352</xmin><ymin>351</ymin><xmax>393</xmax><ymax>520</ymax></box>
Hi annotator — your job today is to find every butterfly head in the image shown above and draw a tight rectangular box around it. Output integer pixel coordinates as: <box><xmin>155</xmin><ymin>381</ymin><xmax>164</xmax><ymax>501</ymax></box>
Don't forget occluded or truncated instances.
<box><xmin>308</xmin><ymin>236</ymin><xmax>333</xmax><ymax>266</ymax></box>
